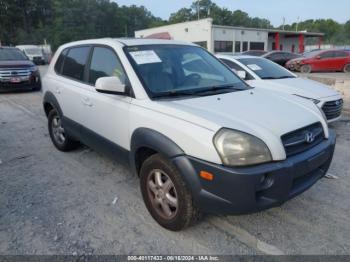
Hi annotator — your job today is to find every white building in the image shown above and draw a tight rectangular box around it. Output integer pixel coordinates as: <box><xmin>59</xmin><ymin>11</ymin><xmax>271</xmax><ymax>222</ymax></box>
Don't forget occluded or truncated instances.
<box><xmin>135</xmin><ymin>18</ymin><xmax>324</xmax><ymax>54</ymax></box>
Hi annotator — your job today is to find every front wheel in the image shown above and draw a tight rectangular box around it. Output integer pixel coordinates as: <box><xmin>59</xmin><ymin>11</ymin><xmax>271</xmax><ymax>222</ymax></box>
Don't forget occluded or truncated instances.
<box><xmin>344</xmin><ymin>63</ymin><xmax>350</xmax><ymax>73</ymax></box>
<box><xmin>300</xmin><ymin>64</ymin><xmax>312</xmax><ymax>74</ymax></box>
<box><xmin>140</xmin><ymin>154</ymin><xmax>200</xmax><ymax>231</ymax></box>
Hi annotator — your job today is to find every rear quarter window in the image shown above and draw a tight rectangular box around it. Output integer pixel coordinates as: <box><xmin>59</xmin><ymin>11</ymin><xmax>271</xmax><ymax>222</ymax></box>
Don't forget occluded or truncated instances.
<box><xmin>61</xmin><ymin>46</ymin><xmax>91</xmax><ymax>81</ymax></box>
<box><xmin>54</xmin><ymin>49</ymin><xmax>68</xmax><ymax>74</ymax></box>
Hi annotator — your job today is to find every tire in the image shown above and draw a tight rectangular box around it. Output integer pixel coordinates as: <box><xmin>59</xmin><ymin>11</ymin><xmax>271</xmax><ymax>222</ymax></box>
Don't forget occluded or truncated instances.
<box><xmin>344</xmin><ymin>63</ymin><xmax>350</xmax><ymax>73</ymax></box>
<box><xmin>300</xmin><ymin>64</ymin><xmax>312</xmax><ymax>74</ymax></box>
<box><xmin>48</xmin><ymin>109</ymin><xmax>79</xmax><ymax>151</ymax></box>
<box><xmin>32</xmin><ymin>84</ymin><xmax>42</xmax><ymax>92</ymax></box>
<box><xmin>140</xmin><ymin>154</ymin><xmax>200</xmax><ymax>231</ymax></box>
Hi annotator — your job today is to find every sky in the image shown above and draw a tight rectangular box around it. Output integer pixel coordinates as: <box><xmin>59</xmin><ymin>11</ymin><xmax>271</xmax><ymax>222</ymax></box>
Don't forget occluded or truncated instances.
<box><xmin>115</xmin><ymin>0</ymin><xmax>350</xmax><ymax>26</ymax></box>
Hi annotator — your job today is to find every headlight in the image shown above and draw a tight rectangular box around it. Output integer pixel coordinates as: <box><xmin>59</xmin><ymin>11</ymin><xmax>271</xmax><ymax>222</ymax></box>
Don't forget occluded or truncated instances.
<box><xmin>213</xmin><ymin>129</ymin><xmax>272</xmax><ymax>166</ymax></box>
<box><xmin>293</xmin><ymin>94</ymin><xmax>320</xmax><ymax>104</ymax></box>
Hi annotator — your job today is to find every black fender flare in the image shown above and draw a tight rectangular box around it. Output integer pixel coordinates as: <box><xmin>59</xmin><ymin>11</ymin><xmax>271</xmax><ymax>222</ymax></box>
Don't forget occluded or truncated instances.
<box><xmin>130</xmin><ymin>127</ymin><xmax>203</xmax><ymax>200</ymax></box>
<box><xmin>130</xmin><ymin>128</ymin><xmax>185</xmax><ymax>175</ymax></box>
<box><xmin>43</xmin><ymin>91</ymin><xmax>63</xmax><ymax>117</ymax></box>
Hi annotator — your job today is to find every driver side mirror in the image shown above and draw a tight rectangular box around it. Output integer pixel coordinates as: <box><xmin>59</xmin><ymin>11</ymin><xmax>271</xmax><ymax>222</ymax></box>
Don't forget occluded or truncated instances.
<box><xmin>236</xmin><ymin>70</ymin><xmax>247</xmax><ymax>80</ymax></box>
<box><xmin>95</xmin><ymin>76</ymin><xmax>126</xmax><ymax>95</ymax></box>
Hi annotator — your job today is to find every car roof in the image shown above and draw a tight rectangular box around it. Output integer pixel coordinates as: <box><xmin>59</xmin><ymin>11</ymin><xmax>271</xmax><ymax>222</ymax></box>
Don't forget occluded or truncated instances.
<box><xmin>116</xmin><ymin>38</ymin><xmax>196</xmax><ymax>46</ymax></box>
<box><xmin>58</xmin><ymin>38</ymin><xmax>196</xmax><ymax>50</ymax></box>
<box><xmin>16</xmin><ymin>45</ymin><xmax>40</xmax><ymax>49</ymax></box>
<box><xmin>216</xmin><ymin>54</ymin><xmax>262</xmax><ymax>60</ymax></box>
<box><xmin>0</xmin><ymin>46</ymin><xmax>19</xmax><ymax>50</ymax></box>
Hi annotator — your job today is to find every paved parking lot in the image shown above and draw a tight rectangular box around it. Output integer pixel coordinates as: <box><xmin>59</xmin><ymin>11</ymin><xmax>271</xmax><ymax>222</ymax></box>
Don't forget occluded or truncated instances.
<box><xmin>0</xmin><ymin>67</ymin><xmax>350</xmax><ymax>255</ymax></box>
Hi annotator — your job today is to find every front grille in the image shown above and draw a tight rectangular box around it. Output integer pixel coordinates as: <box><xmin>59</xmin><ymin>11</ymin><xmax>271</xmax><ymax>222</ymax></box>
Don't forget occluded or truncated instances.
<box><xmin>0</xmin><ymin>68</ymin><xmax>31</xmax><ymax>82</ymax></box>
<box><xmin>281</xmin><ymin>122</ymin><xmax>324</xmax><ymax>157</ymax></box>
<box><xmin>322</xmin><ymin>99</ymin><xmax>343</xmax><ymax>120</ymax></box>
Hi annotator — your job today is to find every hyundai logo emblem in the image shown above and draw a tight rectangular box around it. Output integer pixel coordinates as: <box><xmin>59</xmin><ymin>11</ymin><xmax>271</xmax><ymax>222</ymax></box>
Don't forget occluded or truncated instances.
<box><xmin>335</xmin><ymin>100</ymin><xmax>340</xmax><ymax>106</ymax></box>
<box><xmin>305</xmin><ymin>132</ymin><xmax>315</xmax><ymax>144</ymax></box>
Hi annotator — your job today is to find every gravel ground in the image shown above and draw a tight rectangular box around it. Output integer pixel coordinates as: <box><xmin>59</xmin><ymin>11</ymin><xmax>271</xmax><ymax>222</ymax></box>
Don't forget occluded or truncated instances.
<box><xmin>0</xmin><ymin>67</ymin><xmax>349</xmax><ymax>255</ymax></box>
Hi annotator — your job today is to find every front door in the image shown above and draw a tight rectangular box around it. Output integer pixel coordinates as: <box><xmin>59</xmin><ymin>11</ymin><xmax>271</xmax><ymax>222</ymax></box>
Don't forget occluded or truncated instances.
<box><xmin>79</xmin><ymin>46</ymin><xmax>132</xmax><ymax>151</ymax></box>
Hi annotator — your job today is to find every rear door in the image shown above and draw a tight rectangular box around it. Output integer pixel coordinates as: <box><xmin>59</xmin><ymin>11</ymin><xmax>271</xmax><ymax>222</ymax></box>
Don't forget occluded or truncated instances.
<box><xmin>333</xmin><ymin>51</ymin><xmax>349</xmax><ymax>71</ymax></box>
<box><xmin>52</xmin><ymin>45</ymin><xmax>92</xmax><ymax>136</ymax></box>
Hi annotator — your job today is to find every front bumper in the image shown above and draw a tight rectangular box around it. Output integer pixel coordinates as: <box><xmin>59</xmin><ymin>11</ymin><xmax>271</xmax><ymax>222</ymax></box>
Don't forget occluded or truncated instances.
<box><xmin>0</xmin><ymin>75</ymin><xmax>41</xmax><ymax>91</ymax></box>
<box><xmin>172</xmin><ymin>130</ymin><xmax>336</xmax><ymax>215</ymax></box>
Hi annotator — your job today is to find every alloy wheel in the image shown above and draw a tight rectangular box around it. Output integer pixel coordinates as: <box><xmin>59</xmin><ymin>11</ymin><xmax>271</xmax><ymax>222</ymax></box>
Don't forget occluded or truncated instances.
<box><xmin>146</xmin><ymin>169</ymin><xmax>178</xmax><ymax>219</ymax></box>
<box><xmin>52</xmin><ymin>115</ymin><xmax>66</xmax><ymax>145</ymax></box>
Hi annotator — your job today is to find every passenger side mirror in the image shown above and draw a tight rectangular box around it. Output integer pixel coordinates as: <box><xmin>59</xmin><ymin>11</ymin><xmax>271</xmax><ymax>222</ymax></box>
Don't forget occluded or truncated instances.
<box><xmin>236</xmin><ymin>70</ymin><xmax>247</xmax><ymax>80</ymax></box>
<box><xmin>95</xmin><ymin>76</ymin><xmax>126</xmax><ymax>95</ymax></box>
<box><xmin>316</xmin><ymin>55</ymin><xmax>321</xmax><ymax>60</ymax></box>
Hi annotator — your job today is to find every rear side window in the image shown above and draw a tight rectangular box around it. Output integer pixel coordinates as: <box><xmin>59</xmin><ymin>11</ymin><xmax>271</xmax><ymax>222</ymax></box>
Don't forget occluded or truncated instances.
<box><xmin>334</xmin><ymin>51</ymin><xmax>348</xmax><ymax>58</ymax></box>
<box><xmin>54</xmin><ymin>49</ymin><xmax>68</xmax><ymax>74</ymax></box>
<box><xmin>88</xmin><ymin>47</ymin><xmax>127</xmax><ymax>85</ymax></box>
<box><xmin>62</xmin><ymin>46</ymin><xmax>90</xmax><ymax>81</ymax></box>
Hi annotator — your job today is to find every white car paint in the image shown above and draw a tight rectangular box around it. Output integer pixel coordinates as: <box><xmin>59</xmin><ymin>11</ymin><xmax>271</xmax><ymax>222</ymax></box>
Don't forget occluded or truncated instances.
<box><xmin>216</xmin><ymin>54</ymin><xmax>343</xmax><ymax>123</ymax></box>
<box><xmin>43</xmin><ymin>38</ymin><xmax>328</xmax><ymax>165</ymax></box>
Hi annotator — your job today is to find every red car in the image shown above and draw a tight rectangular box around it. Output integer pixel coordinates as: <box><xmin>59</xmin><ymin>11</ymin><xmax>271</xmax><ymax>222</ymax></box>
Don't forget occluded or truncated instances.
<box><xmin>286</xmin><ymin>49</ymin><xmax>350</xmax><ymax>73</ymax></box>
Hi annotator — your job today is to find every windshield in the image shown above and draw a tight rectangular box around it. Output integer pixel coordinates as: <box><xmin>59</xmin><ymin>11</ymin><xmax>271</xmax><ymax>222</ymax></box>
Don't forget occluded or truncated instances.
<box><xmin>25</xmin><ymin>48</ymin><xmax>43</xmax><ymax>56</ymax></box>
<box><xmin>237</xmin><ymin>57</ymin><xmax>296</xmax><ymax>80</ymax></box>
<box><xmin>124</xmin><ymin>45</ymin><xmax>248</xmax><ymax>98</ymax></box>
<box><xmin>0</xmin><ymin>48</ymin><xmax>28</xmax><ymax>61</ymax></box>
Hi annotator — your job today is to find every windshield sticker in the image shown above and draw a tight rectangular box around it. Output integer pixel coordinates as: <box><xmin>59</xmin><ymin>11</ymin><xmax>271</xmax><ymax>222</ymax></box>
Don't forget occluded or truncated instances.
<box><xmin>247</xmin><ymin>64</ymin><xmax>262</xmax><ymax>71</ymax></box>
<box><xmin>129</xmin><ymin>50</ymin><xmax>162</xmax><ymax>65</ymax></box>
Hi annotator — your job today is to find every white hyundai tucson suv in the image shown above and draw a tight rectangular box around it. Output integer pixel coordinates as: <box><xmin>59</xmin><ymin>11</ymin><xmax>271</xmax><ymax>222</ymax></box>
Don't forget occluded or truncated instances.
<box><xmin>42</xmin><ymin>38</ymin><xmax>336</xmax><ymax>231</ymax></box>
<box><xmin>217</xmin><ymin>54</ymin><xmax>343</xmax><ymax>123</ymax></box>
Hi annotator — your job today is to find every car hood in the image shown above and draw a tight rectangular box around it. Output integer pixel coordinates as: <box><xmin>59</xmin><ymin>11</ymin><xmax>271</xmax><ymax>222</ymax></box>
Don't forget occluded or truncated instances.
<box><xmin>247</xmin><ymin>78</ymin><xmax>340</xmax><ymax>99</ymax></box>
<box><xmin>146</xmin><ymin>89</ymin><xmax>328</xmax><ymax>160</ymax></box>
<box><xmin>0</xmin><ymin>60</ymin><xmax>34</xmax><ymax>69</ymax></box>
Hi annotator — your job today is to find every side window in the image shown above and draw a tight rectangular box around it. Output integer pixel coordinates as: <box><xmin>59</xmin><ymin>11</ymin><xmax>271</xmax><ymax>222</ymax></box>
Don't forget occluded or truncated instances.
<box><xmin>266</xmin><ymin>53</ymin><xmax>278</xmax><ymax>60</ymax></box>
<box><xmin>220</xmin><ymin>59</ymin><xmax>253</xmax><ymax>80</ymax></box>
<box><xmin>88</xmin><ymin>47</ymin><xmax>127</xmax><ymax>85</ymax></box>
<box><xmin>54</xmin><ymin>49</ymin><xmax>68</xmax><ymax>74</ymax></box>
<box><xmin>283</xmin><ymin>53</ymin><xmax>293</xmax><ymax>60</ymax></box>
<box><xmin>272</xmin><ymin>53</ymin><xmax>283</xmax><ymax>60</ymax></box>
<box><xmin>220</xmin><ymin>59</ymin><xmax>244</xmax><ymax>71</ymax></box>
<box><xmin>62</xmin><ymin>46</ymin><xmax>90</xmax><ymax>81</ymax></box>
<box><xmin>320</xmin><ymin>51</ymin><xmax>334</xmax><ymax>59</ymax></box>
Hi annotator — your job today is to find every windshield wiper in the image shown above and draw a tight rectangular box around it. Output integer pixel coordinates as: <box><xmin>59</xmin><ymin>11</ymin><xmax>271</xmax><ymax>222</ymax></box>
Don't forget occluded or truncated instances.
<box><xmin>152</xmin><ymin>85</ymin><xmax>244</xmax><ymax>99</ymax></box>
<box><xmin>261</xmin><ymin>76</ymin><xmax>295</xmax><ymax>80</ymax></box>
<box><xmin>152</xmin><ymin>90</ymin><xmax>199</xmax><ymax>99</ymax></box>
<box><xmin>191</xmin><ymin>85</ymin><xmax>244</xmax><ymax>95</ymax></box>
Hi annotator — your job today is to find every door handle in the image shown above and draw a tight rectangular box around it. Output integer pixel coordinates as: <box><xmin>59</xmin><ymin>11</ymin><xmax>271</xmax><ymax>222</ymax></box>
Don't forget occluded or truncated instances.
<box><xmin>82</xmin><ymin>97</ymin><xmax>93</xmax><ymax>107</ymax></box>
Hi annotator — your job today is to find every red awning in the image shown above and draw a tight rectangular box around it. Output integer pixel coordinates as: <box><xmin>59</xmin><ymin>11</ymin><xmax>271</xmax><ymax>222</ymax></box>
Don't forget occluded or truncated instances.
<box><xmin>145</xmin><ymin>32</ymin><xmax>172</xmax><ymax>40</ymax></box>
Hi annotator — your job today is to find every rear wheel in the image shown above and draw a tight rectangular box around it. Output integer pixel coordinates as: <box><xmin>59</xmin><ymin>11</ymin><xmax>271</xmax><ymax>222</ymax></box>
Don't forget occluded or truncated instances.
<box><xmin>344</xmin><ymin>63</ymin><xmax>350</xmax><ymax>73</ymax></box>
<box><xmin>48</xmin><ymin>109</ymin><xmax>79</xmax><ymax>151</ymax></box>
<box><xmin>140</xmin><ymin>154</ymin><xmax>200</xmax><ymax>231</ymax></box>
<box><xmin>300</xmin><ymin>64</ymin><xmax>312</xmax><ymax>74</ymax></box>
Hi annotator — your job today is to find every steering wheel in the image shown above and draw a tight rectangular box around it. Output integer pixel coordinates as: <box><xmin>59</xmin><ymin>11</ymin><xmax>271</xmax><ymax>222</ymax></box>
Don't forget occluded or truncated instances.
<box><xmin>182</xmin><ymin>73</ymin><xmax>202</xmax><ymax>86</ymax></box>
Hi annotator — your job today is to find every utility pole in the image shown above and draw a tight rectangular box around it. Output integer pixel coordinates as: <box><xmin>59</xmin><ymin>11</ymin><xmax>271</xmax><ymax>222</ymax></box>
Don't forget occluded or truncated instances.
<box><xmin>197</xmin><ymin>0</ymin><xmax>200</xmax><ymax>20</ymax></box>
<box><xmin>296</xmin><ymin>16</ymin><xmax>300</xmax><ymax>32</ymax></box>
<box><xmin>282</xmin><ymin>17</ymin><xmax>285</xmax><ymax>30</ymax></box>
